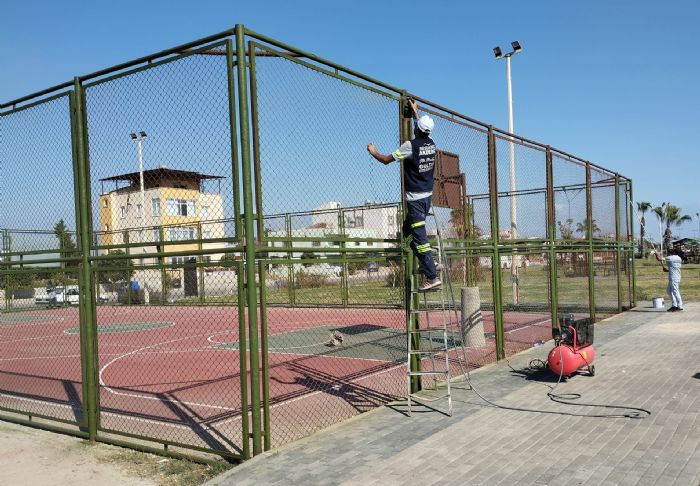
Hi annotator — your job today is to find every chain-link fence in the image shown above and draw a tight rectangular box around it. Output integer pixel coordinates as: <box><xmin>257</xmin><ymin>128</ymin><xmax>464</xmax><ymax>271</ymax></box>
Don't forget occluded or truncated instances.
<box><xmin>0</xmin><ymin>25</ymin><xmax>635</xmax><ymax>460</ymax></box>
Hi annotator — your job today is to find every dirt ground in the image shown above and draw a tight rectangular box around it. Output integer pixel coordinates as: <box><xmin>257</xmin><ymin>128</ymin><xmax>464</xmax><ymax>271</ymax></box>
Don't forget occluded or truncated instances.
<box><xmin>0</xmin><ymin>421</ymin><xmax>232</xmax><ymax>486</ymax></box>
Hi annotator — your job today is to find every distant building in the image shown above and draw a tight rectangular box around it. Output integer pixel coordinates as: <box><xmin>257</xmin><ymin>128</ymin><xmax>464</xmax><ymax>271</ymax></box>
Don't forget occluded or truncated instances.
<box><xmin>310</xmin><ymin>201</ymin><xmax>401</xmax><ymax>244</ymax></box>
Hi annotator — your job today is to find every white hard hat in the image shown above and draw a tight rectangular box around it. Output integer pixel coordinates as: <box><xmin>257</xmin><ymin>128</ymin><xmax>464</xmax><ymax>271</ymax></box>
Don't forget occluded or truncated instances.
<box><xmin>417</xmin><ymin>115</ymin><xmax>434</xmax><ymax>134</ymax></box>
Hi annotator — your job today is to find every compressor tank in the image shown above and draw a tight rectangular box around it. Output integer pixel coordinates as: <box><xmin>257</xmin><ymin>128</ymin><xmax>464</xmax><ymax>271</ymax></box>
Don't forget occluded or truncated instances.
<box><xmin>547</xmin><ymin>343</ymin><xmax>596</xmax><ymax>377</ymax></box>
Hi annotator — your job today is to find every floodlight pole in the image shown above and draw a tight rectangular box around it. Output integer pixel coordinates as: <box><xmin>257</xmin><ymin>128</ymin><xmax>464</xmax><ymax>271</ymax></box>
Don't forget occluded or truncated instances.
<box><xmin>506</xmin><ymin>55</ymin><xmax>519</xmax><ymax>304</ymax></box>
<box><xmin>495</xmin><ymin>44</ymin><xmax>521</xmax><ymax>304</ymax></box>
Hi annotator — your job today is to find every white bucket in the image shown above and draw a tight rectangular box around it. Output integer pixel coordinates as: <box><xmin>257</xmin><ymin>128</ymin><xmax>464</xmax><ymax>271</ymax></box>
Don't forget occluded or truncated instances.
<box><xmin>652</xmin><ymin>297</ymin><xmax>664</xmax><ymax>309</ymax></box>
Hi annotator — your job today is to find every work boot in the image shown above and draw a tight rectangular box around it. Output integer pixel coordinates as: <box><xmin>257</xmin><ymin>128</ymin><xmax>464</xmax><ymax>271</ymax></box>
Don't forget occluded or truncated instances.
<box><xmin>667</xmin><ymin>306</ymin><xmax>678</xmax><ymax>312</ymax></box>
<box><xmin>419</xmin><ymin>278</ymin><xmax>442</xmax><ymax>292</ymax></box>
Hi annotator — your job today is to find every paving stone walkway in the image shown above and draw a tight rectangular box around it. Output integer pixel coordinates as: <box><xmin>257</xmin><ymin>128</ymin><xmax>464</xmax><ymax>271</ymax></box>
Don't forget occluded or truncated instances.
<box><xmin>207</xmin><ymin>303</ymin><xmax>700</xmax><ymax>486</ymax></box>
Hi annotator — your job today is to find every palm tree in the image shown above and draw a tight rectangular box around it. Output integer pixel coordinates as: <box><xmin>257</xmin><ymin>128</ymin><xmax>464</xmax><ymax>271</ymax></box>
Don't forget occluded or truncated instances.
<box><xmin>575</xmin><ymin>218</ymin><xmax>600</xmax><ymax>237</ymax></box>
<box><xmin>652</xmin><ymin>203</ymin><xmax>692</xmax><ymax>250</ymax></box>
<box><xmin>636</xmin><ymin>201</ymin><xmax>652</xmax><ymax>255</ymax></box>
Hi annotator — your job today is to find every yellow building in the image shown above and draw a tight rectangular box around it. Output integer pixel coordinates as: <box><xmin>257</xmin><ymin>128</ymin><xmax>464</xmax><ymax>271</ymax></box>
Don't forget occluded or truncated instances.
<box><xmin>99</xmin><ymin>168</ymin><xmax>228</xmax><ymax>296</ymax></box>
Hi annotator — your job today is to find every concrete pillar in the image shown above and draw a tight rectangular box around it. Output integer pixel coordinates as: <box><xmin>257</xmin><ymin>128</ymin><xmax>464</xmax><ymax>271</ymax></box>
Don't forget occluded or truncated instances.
<box><xmin>461</xmin><ymin>287</ymin><xmax>485</xmax><ymax>347</ymax></box>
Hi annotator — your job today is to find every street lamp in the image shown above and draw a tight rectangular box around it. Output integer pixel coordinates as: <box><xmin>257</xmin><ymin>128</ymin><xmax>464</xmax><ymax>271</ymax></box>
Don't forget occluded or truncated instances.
<box><xmin>696</xmin><ymin>212</ymin><xmax>699</xmax><ymax>238</ymax></box>
<box><xmin>494</xmin><ymin>40</ymin><xmax>523</xmax><ymax>304</ymax></box>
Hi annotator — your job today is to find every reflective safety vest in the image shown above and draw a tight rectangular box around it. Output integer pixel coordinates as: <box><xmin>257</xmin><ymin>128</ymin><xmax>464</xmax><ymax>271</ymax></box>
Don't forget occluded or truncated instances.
<box><xmin>403</xmin><ymin>136</ymin><xmax>436</xmax><ymax>194</ymax></box>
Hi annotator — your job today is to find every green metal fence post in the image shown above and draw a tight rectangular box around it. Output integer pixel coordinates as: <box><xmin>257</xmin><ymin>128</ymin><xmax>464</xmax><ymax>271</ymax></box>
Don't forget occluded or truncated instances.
<box><xmin>225</xmin><ymin>39</ymin><xmax>243</xmax><ymax>241</ymax></box>
<box><xmin>3</xmin><ymin>230</ymin><xmax>10</xmax><ymax>311</ymax></box>
<box><xmin>339</xmin><ymin>210</ymin><xmax>349</xmax><ymax>307</ymax></box>
<box><xmin>235</xmin><ymin>24</ymin><xmax>263</xmax><ymax>456</ymax></box>
<box><xmin>400</xmin><ymin>94</ymin><xmax>421</xmax><ymax>393</ymax></box>
<box><xmin>285</xmin><ymin>214</ymin><xmax>294</xmax><ymax>305</ymax></box>
<box><xmin>585</xmin><ymin>162</ymin><xmax>596</xmax><ymax>322</ymax></box>
<box><xmin>614</xmin><ymin>173</ymin><xmax>622</xmax><ymax>313</ymax></box>
<box><xmin>248</xmin><ymin>42</ymin><xmax>265</xmax><ymax>242</ymax></box>
<box><xmin>257</xmin><ymin>261</ymin><xmax>271</xmax><ymax>451</ymax></box>
<box><xmin>197</xmin><ymin>222</ymin><xmax>204</xmax><ymax>304</ymax></box>
<box><xmin>545</xmin><ymin>147</ymin><xmax>559</xmax><ymax>332</ymax></box>
<box><xmin>236</xmin><ymin>260</ymin><xmax>250</xmax><ymax>459</ymax></box>
<box><xmin>628</xmin><ymin>180</ymin><xmax>636</xmax><ymax>307</ymax></box>
<box><xmin>159</xmin><ymin>226</ymin><xmax>167</xmax><ymax>301</ymax></box>
<box><xmin>488</xmin><ymin>127</ymin><xmax>505</xmax><ymax>360</ymax></box>
<box><xmin>72</xmin><ymin>77</ymin><xmax>99</xmax><ymax>441</ymax></box>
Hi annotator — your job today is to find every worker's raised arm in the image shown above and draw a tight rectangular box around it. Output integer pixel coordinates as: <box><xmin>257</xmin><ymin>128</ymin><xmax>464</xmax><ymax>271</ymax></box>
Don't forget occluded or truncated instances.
<box><xmin>367</xmin><ymin>143</ymin><xmax>394</xmax><ymax>165</ymax></box>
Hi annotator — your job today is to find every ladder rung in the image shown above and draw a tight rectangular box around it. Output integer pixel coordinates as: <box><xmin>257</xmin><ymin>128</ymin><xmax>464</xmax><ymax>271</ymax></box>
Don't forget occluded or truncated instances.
<box><xmin>410</xmin><ymin>308</ymin><xmax>446</xmax><ymax>314</ymax></box>
<box><xmin>407</xmin><ymin>327</ymin><xmax>447</xmax><ymax>333</ymax></box>
<box><xmin>408</xmin><ymin>371</ymin><xmax>449</xmax><ymax>376</ymax></box>
<box><xmin>409</xmin><ymin>348</ymin><xmax>448</xmax><ymax>355</ymax></box>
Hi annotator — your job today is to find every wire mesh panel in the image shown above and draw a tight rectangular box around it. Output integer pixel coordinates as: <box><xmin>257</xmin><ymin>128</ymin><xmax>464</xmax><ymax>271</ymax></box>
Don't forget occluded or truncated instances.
<box><xmin>594</xmin><ymin>251</ymin><xmax>619</xmax><ymax>315</ymax></box>
<box><xmin>420</xmin><ymin>111</ymin><xmax>490</xmax><ymax>242</ymax></box>
<box><xmin>494</xmin><ymin>135</ymin><xmax>548</xmax><ymax>241</ymax></box>
<box><xmin>442</xmin><ymin>254</ymin><xmax>497</xmax><ymax>370</ymax></box>
<box><xmin>552</xmin><ymin>155</ymin><xmax>588</xmax><ymax>241</ymax></box>
<box><xmin>251</xmin><ymin>43</ymin><xmax>410</xmax><ymax>447</ymax></box>
<box><xmin>82</xmin><ymin>44</ymin><xmax>245</xmax><ymax>456</ymax></box>
<box><xmin>555</xmin><ymin>251</ymin><xmax>591</xmax><ymax>316</ymax></box>
<box><xmin>259</xmin><ymin>256</ymin><xmax>405</xmax><ymax>448</ymax></box>
<box><xmin>0</xmin><ymin>95</ymin><xmax>85</xmax><ymax>425</ymax></box>
<box><xmin>251</xmin><ymin>44</ymin><xmax>402</xmax><ymax>237</ymax></box>
<box><xmin>590</xmin><ymin>167</ymin><xmax>617</xmax><ymax>240</ymax></box>
<box><xmin>500</xmin><ymin>252</ymin><xmax>553</xmax><ymax>356</ymax></box>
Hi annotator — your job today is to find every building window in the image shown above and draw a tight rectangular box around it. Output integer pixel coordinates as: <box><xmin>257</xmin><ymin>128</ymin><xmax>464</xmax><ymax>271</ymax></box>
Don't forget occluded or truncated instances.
<box><xmin>170</xmin><ymin>256</ymin><xmax>186</xmax><ymax>265</ymax></box>
<box><xmin>168</xmin><ymin>226</ymin><xmax>197</xmax><ymax>241</ymax></box>
<box><xmin>201</xmin><ymin>205</ymin><xmax>210</xmax><ymax>219</ymax></box>
<box><xmin>354</xmin><ymin>241</ymin><xmax>361</xmax><ymax>247</ymax></box>
<box><xmin>136</xmin><ymin>204</ymin><xmax>143</xmax><ymax>218</ymax></box>
<box><xmin>312</xmin><ymin>241</ymin><xmax>321</xmax><ymax>247</ymax></box>
<box><xmin>151</xmin><ymin>198</ymin><xmax>161</xmax><ymax>217</ymax></box>
<box><xmin>367</xmin><ymin>241</ymin><xmax>374</xmax><ymax>246</ymax></box>
<box><xmin>103</xmin><ymin>199</ymin><xmax>108</xmax><ymax>208</ymax></box>
<box><xmin>166</xmin><ymin>199</ymin><xmax>195</xmax><ymax>217</ymax></box>
<box><xmin>120</xmin><ymin>206</ymin><xmax>126</xmax><ymax>219</ymax></box>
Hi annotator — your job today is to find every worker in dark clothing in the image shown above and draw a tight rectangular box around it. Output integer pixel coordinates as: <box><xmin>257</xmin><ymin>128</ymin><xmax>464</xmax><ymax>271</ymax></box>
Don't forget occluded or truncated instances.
<box><xmin>367</xmin><ymin>100</ymin><xmax>441</xmax><ymax>291</ymax></box>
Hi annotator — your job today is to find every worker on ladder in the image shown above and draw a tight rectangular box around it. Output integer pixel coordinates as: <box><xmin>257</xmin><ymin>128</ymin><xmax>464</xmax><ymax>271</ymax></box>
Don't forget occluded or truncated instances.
<box><xmin>367</xmin><ymin>99</ymin><xmax>441</xmax><ymax>291</ymax></box>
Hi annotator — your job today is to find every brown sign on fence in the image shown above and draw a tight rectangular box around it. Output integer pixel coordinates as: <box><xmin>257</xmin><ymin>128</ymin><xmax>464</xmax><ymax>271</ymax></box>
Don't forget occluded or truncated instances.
<box><xmin>432</xmin><ymin>150</ymin><xmax>464</xmax><ymax>209</ymax></box>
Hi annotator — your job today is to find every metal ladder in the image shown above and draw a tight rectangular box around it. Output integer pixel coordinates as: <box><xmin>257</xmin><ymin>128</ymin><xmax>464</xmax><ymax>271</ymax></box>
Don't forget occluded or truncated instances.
<box><xmin>406</xmin><ymin>211</ymin><xmax>454</xmax><ymax>416</ymax></box>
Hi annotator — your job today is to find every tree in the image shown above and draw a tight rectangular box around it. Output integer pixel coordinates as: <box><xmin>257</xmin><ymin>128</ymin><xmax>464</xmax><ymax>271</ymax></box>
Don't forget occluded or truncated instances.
<box><xmin>636</xmin><ymin>201</ymin><xmax>652</xmax><ymax>255</ymax></box>
<box><xmin>576</xmin><ymin>218</ymin><xmax>600</xmax><ymax>237</ymax></box>
<box><xmin>557</xmin><ymin>219</ymin><xmax>574</xmax><ymax>240</ymax></box>
<box><xmin>54</xmin><ymin>219</ymin><xmax>78</xmax><ymax>267</ymax></box>
<box><xmin>94</xmin><ymin>250</ymin><xmax>134</xmax><ymax>287</ymax></box>
<box><xmin>449</xmin><ymin>204</ymin><xmax>481</xmax><ymax>239</ymax></box>
<box><xmin>300</xmin><ymin>251</ymin><xmax>316</xmax><ymax>268</ymax></box>
<box><xmin>653</xmin><ymin>203</ymin><xmax>692</xmax><ymax>249</ymax></box>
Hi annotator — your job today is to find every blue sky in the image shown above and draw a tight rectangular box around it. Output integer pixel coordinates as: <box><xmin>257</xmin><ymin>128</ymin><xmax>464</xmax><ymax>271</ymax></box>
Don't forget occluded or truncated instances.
<box><xmin>2</xmin><ymin>0</ymin><xmax>699</xmax><ymax>238</ymax></box>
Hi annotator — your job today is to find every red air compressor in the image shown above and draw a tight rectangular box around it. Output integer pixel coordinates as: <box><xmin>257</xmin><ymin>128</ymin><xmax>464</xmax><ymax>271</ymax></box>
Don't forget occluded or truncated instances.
<box><xmin>547</xmin><ymin>314</ymin><xmax>596</xmax><ymax>378</ymax></box>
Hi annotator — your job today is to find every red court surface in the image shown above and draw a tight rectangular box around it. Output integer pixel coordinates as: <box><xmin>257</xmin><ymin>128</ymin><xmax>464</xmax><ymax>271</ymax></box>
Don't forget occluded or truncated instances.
<box><xmin>0</xmin><ymin>304</ymin><xmax>553</xmax><ymax>451</ymax></box>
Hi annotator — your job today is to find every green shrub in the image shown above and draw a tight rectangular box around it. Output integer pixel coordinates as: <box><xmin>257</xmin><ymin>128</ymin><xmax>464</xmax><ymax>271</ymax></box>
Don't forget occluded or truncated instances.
<box><xmin>294</xmin><ymin>270</ymin><xmax>328</xmax><ymax>288</ymax></box>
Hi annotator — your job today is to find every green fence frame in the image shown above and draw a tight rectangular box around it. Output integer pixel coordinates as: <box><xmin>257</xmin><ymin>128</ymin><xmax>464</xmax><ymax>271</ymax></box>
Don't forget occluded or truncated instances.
<box><xmin>0</xmin><ymin>23</ymin><xmax>636</xmax><ymax>461</ymax></box>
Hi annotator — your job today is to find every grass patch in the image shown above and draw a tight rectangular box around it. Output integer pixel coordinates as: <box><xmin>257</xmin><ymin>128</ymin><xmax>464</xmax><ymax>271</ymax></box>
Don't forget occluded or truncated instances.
<box><xmin>98</xmin><ymin>448</ymin><xmax>233</xmax><ymax>486</ymax></box>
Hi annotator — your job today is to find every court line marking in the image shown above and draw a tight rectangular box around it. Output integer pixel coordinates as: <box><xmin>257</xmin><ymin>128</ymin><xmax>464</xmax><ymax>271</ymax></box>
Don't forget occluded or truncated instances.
<box><xmin>99</xmin><ymin>331</ymin><xmax>241</xmax><ymax>412</ymax></box>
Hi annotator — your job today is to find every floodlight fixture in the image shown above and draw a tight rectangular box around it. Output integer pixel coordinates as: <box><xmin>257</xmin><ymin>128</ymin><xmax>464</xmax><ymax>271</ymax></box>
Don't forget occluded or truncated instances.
<box><xmin>130</xmin><ymin>133</ymin><xmax>137</xmax><ymax>140</ymax></box>
<box><xmin>511</xmin><ymin>40</ymin><xmax>522</xmax><ymax>54</ymax></box>
<box><xmin>493</xmin><ymin>46</ymin><xmax>503</xmax><ymax>59</ymax></box>
<box><xmin>139</xmin><ymin>131</ymin><xmax>147</xmax><ymax>139</ymax></box>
